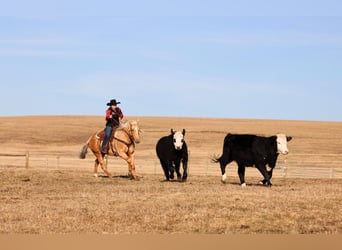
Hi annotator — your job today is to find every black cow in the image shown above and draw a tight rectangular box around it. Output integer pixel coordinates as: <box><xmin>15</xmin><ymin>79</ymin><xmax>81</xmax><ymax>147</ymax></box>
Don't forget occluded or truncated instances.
<box><xmin>213</xmin><ymin>133</ymin><xmax>292</xmax><ymax>186</ymax></box>
<box><xmin>156</xmin><ymin>129</ymin><xmax>188</xmax><ymax>181</ymax></box>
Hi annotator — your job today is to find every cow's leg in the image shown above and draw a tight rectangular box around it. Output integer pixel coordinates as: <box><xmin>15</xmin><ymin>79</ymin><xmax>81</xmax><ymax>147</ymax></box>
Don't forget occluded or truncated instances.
<box><xmin>219</xmin><ymin>153</ymin><xmax>231</xmax><ymax>183</ymax></box>
<box><xmin>256</xmin><ymin>164</ymin><xmax>271</xmax><ymax>186</ymax></box>
<box><xmin>181</xmin><ymin>159</ymin><xmax>188</xmax><ymax>181</ymax></box>
<box><xmin>174</xmin><ymin>159</ymin><xmax>182</xmax><ymax>181</ymax></box>
<box><xmin>169</xmin><ymin>161</ymin><xmax>175</xmax><ymax>180</ymax></box>
<box><xmin>160</xmin><ymin>159</ymin><xmax>170</xmax><ymax>181</ymax></box>
<box><xmin>237</xmin><ymin>163</ymin><xmax>246</xmax><ymax>187</ymax></box>
<box><xmin>220</xmin><ymin>162</ymin><xmax>228</xmax><ymax>183</ymax></box>
<box><xmin>260</xmin><ymin>168</ymin><xmax>273</xmax><ymax>185</ymax></box>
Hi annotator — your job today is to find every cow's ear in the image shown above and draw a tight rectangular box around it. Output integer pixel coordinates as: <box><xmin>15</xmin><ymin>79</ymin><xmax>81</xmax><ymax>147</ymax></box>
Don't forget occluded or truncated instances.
<box><xmin>182</xmin><ymin>129</ymin><xmax>186</xmax><ymax>136</ymax></box>
<box><xmin>287</xmin><ymin>136</ymin><xmax>292</xmax><ymax>142</ymax></box>
<box><xmin>171</xmin><ymin>129</ymin><xmax>174</xmax><ymax>135</ymax></box>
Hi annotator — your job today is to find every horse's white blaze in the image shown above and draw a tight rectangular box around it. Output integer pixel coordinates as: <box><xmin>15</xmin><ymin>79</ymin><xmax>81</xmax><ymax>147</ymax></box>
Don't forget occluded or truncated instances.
<box><xmin>130</xmin><ymin>121</ymin><xmax>140</xmax><ymax>143</ymax></box>
<box><xmin>221</xmin><ymin>173</ymin><xmax>227</xmax><ymax>182</ymax></box>
<box><xmin>276</xmin><ymin>133</ymin><xmax>289</xmax><ymax>155</ymax></box>
<box><xmin>173</xmin><ymin>131</ymin><xmax>184</xmax><ymax>150</ymax></box>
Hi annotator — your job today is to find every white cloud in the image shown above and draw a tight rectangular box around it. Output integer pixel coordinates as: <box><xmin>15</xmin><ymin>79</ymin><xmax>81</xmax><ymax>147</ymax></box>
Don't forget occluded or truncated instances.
<box><xmin>199</xmin><ymin>29</ymin><xmax>342</xmax><ymax>48</ymax></box>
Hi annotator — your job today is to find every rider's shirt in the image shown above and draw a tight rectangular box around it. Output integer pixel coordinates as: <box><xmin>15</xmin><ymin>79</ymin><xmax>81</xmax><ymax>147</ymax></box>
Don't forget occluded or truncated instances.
<box><xmin>105</xmin><ymin>107</ymin><xmax>123</xmax><ymax>127</ymax></box>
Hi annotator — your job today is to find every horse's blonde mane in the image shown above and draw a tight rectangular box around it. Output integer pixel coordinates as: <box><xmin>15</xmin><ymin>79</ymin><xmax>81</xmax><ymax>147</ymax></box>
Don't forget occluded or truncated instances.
<box><xmin>118</xmin><ymin>120</ymin><xmax>139</xmax><ymax>132</ymax></box>
<box><xmin>119</xmin><ymin>120</ymin><xmax>134</xmax><ymax>128</ymax></box>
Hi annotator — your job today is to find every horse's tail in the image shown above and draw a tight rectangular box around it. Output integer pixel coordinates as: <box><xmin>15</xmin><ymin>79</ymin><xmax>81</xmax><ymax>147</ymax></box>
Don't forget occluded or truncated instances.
<box><xmin>79</xmin><ymin>137</ymin><xmax>91</xmax><ymax>159</ymax></box>
<box><xmin>79</xmin><ymin>144</ymin><xmax>89</xmax><ymax>159</ymax></box>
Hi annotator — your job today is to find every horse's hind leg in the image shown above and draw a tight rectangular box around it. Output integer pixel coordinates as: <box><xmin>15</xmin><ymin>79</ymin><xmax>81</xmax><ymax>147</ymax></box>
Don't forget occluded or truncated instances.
<box><xmin>95</xmin><ymin>153</ymin><xmax>112</xmax><ymax>178</ymax></box>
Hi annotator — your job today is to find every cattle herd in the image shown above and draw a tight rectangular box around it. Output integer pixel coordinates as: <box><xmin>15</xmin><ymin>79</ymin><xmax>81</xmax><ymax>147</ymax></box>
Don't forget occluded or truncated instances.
<box><xmin>156</xmin><ymin>129</ymin><xmax>292</xmax><ymax>187</ymax></box>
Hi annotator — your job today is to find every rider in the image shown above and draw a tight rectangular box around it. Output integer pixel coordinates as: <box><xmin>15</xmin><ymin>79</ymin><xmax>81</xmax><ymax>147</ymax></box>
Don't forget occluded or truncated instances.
<box><xmin>101</xmin><ymin>99</ymin><xmax>124</xmax><ymax>154</ymax></box>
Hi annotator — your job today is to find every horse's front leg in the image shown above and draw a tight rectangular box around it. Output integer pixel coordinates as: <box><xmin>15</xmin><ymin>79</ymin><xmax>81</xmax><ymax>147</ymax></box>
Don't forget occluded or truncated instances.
<box><xmin>121</xmin><ymin>153</ymin><xmax>139</xmax><ymax>180</ymax></box>
<box><xmin>128</xmin><ymin>155</ymin><xmax>139</xmax><ymax>181</ymax></box>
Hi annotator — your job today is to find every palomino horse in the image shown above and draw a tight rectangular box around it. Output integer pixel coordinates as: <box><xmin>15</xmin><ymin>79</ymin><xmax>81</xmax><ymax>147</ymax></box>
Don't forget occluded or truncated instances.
<box><xmin>79</xmin><ymin>120</ymin><xmax>141</xmax><ymax>180</ymax></box>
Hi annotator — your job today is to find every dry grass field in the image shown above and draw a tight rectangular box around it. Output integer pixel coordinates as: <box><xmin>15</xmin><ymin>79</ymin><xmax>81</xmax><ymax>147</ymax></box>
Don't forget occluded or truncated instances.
<box><xmin>0</xmin><ymin>116</ymin><xmax>341</xmax><ymax>234</ymax></box>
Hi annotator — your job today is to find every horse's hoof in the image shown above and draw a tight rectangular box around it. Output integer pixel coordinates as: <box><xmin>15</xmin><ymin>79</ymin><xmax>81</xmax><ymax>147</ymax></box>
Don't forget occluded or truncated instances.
<box><xmin>94</xmin><ymin>174</ymin><xmax>98</xmax><ymax>178</ymax></box>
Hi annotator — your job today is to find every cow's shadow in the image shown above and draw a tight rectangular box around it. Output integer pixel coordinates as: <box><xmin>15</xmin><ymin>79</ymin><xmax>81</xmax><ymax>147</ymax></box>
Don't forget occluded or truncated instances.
<box><xmin>160</xmin><ymin>179</ymin><xmax>186</xmax><ymax>183</ymax></box>
<box><xmin>225</xmin><ymin>181</ymin><xmax>280</xmax><ymax>187</ymax></box>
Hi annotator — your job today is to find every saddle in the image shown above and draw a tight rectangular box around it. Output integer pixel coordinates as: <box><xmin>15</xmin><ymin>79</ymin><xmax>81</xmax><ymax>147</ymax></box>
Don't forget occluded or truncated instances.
<box><xmin>96</xmin><ymin>128</ymin><xmax>118</xmax><ymax>156</ymax></box>
<box><xmin>96</xmin><ymin>129</ymin><xmax>114</xmax><ymax>141</ymax></box>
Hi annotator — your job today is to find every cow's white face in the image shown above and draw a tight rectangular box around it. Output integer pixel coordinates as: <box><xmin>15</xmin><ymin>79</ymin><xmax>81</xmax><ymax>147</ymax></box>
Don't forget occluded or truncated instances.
<box><xmin>173</xmin><ymin>130</ymin><xmax>185</xmax><ymax>150</ymax></box>
<box><xmin>276</xmin><ymin>133</ymin><xmax>292</xmax><ymax>154</ymax></box>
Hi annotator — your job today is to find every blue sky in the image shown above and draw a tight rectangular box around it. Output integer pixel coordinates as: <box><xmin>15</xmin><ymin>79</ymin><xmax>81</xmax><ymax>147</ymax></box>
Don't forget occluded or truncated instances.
<box><xmin>1</xmin><ymin>1</ymin><xmax>342</xmax><ymax>121</ymax></box>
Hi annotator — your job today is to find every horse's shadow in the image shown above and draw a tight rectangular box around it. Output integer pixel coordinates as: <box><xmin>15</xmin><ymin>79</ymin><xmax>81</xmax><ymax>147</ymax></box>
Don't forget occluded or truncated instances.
<box><xmin>98</xmin><ymin>175</ymin><xmax>133</xmax><ymax>179</ymax></box>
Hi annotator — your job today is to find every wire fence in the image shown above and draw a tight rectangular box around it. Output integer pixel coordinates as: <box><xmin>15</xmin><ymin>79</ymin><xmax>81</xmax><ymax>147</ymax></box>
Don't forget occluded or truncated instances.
<box><xmin>1</xmin><ymin>151</ymin><xmax>342</xmax><ymax>179</ymax></box>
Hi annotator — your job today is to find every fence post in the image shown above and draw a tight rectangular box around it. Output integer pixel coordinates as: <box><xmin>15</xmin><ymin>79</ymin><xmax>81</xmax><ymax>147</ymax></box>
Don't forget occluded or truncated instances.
<box><xmin>25</xmin><ymin>151</ymin><xmax>29</xmax><ymax>169</ymax></box>
<box><xmin>330</xmin><ymin>168</ymin><xmax>334</xmax><ymax>178</ymax></box>
<box><xmin>279</xmin><ymin>160</ymin><xmax>287</xmax><ymax>178</ymax></box>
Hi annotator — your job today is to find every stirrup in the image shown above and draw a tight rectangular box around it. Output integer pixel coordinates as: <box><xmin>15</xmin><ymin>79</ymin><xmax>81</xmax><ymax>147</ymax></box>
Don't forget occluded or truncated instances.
<box><xmin>101</xmin><ymin>147</ymin><xmax>108</xmax><ymax>154</ymax></box>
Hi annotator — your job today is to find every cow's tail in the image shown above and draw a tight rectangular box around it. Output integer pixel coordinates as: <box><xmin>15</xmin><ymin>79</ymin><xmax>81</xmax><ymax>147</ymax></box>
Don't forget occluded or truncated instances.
<box><xmin>211</xmin><ymin>133</ymin><xmax>232</xmax><ymax>164</ymax></box>
<box><xmin>79</xmin><ymin>137</ymin><xmax>91</xmax><ymax>159</ymax></box>
<box><xmin>211</xmin><ymin>154</ymin><xmax>222</xmax><ymax>164</ymax></box>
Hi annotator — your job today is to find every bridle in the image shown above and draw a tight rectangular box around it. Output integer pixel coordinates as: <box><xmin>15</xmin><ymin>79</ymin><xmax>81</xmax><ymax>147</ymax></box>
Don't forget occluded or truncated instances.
<box><xmin>113</xmin><ymin>135</ymin><xmax>134</xmax><ymax>147</ymax></box>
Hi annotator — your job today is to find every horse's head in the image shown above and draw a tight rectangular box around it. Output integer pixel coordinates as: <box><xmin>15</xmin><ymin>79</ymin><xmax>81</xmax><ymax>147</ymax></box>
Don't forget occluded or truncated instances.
<box><xmin>127</xmin><ymin>120</ymin><xmax>141</xmax><ymax>144</ymax></box>
<box><xmin>171</xmin><ymin>128</ymin><xmax>185</xmax><ymax>150</ymax></box>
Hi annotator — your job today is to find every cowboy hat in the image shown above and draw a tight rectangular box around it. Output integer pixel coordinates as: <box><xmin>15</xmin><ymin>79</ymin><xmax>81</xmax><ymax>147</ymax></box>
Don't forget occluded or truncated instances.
<box><xmin>107</xmin><ymin>99</ymin><xmax>121</xmax><ymax>106</ymax></box>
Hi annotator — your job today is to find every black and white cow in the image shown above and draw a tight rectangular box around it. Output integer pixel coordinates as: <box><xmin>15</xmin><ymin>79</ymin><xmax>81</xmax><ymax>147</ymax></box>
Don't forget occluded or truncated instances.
<box><xmin>213</xmin><ymin>133</ymin><xmax>292</xmax><ymax>186</ymax></box>
<box><xmin>156</xmin><ymin>129</ymin><xmax>188</xmax><ymax>181</ymax></box>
